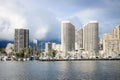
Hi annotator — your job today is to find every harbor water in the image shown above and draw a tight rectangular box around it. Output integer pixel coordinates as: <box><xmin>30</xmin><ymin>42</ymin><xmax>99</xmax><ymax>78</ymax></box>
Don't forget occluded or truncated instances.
<box><xmin>0</xmin><ymin>60</ymin><xmax>120</xmax><ymax>80</ymax></box>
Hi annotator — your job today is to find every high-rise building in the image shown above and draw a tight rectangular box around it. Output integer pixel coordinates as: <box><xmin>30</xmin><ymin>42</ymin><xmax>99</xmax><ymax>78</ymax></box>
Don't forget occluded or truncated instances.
<box><xmin>113</xmin><ymin>25</ymin><xmax>120</xmax><ymax>39</ymax></box>
<box><xmin>103</xmin><ymin>26</ymin><xmax>120</xmax><ymax>57</ymax></box>
<box><xmin>75</xmin><ymin>29</ymin><xmax>78</xmax><ymax>50</ymax></box>
<box><xmin>77</xmin><ymin>28</ymin><xmax>83</xmax><ymax>50</ymax></box>
<box><xmin>103</xmin><ymin>33</ymin><xmax>113</xmax><ymax>55</ymax></box>
<box><xmin>61</xmin><ymin>21</ymin><xmax>75</xmax><ymax>56</ymax></box>
<box><xmin>83</xmin><ymin>21</ymin><xmax>99</xmax><ymax>54</ymax></box>
<box><xmin>14</xmin><ymin>29</ymin><xmax>29</xmax><ymax>53</ymax></box>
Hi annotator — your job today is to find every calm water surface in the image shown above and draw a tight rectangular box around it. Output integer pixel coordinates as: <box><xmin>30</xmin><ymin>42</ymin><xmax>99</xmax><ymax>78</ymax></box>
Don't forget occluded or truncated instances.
<box><xmin>0</xmin><ymin>61</ymin><xmax>120</xmax><ymax>80</ymax></box>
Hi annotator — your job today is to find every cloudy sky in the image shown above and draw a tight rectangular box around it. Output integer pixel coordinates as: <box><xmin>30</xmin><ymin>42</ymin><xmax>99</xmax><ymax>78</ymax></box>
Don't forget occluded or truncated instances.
<box><xmin>0</xmin><ymin>0</ymin><xmax>120</xmax><ymax>41</ymax></box>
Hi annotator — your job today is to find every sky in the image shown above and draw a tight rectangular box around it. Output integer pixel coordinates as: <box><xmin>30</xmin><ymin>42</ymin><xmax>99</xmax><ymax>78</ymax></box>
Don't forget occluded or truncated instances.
<box><xmin>0</xmin><ymin>0</ymin><xmax>120</xmax><ymax>41</ymax></box>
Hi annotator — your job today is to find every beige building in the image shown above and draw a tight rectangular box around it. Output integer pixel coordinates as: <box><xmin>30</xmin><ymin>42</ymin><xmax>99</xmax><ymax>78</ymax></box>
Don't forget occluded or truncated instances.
<box><xmin>55</xmin><ymin>44</ymin><xmax>62</xmax><ymax>52</ymax></box>
<box><xmin>61</xmin><ymin>21</ymin><xmax>75</xmax><ymax>56</ymax></box>
<box><xmin>83</xmin><ymin>21</ymin><xmax>99</xmax><ymax>54</ymax></box>
<box><xmin>113</xmin><ymin>25</ymin><xmax>120</xmax><ymax>39</ymax></box>
<box><xmin>51</xmin><ymin>43</ymin><xmax>56</xmax><ymax>50</ymax></box>
<box><xmin>103</xmin><ymin>26</ymin><xmax>120</xmax><ymax>57</ymax></box>
<box><xmin>45</xmin><ymin>42</ymin><xmax>62</xmax><ymax>53</ymax></box>
<box><xmin>103</xmin><ymin>33</ymin><xmax>113</xmax><ymax>55</ymax></box>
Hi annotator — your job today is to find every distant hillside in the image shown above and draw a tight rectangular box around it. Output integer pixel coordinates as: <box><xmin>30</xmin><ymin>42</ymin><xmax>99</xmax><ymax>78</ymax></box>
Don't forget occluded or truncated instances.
<box><xmin>35</xmin><ymin>39</ymin><xmax>61</xmax><ymax>49</ymax></box>
<box><xmin>0</xmin><ymin>39</ymin><xmax>60</xmax><ymax>49</ymax></box>
<box><xmin>0</xmin><ymin>40</ymin><xmax>14</xmax><ymax>48</ymax></box>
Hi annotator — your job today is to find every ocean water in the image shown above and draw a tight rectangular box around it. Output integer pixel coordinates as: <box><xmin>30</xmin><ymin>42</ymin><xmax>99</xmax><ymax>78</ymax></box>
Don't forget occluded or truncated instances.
<box><xmin>0</xmin><ymin>60</ymin><xmax>120</xmax><ymax>80</ymax></box>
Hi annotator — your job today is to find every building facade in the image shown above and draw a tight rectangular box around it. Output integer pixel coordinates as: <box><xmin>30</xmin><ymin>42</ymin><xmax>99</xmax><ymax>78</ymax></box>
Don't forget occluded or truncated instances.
<box><xmin>113</xmin><ymin>25</ymin><xmax>120</xmax><ymax>39</ymax></box>
<box><xmin>55</xmin><ymin>44</ymin><xmax>62</xmax><ymax>52</ymax></box>
<box><xmin>83</xmin><ymin>21</ymin><xmax>99</xmax><ymax>54</ymax></box>
<box><xmin>14</xmin><ymin>29</ymin><xmax>29</xmax><ymax>53</ymax></box>
<box><xmin>61</xmin><ymin>21</ymin><xmax>75</xmax><ymax>56</ymax></box>
<box><xmin>103</xmin><ymin>26</ymin><xmax>120</xmax><ymax>57</ymax></box>
<box><xmin>33</xmin><ymin>39</ymin><xmax>38</xmax><ymax>54</ymax></box>
<box><xmin>45</xmin><ymin>42</ymin><xmax>52</xmax><ymax>53</ymax></box>
<box><xmin>77</xmin><ymin>28</ymin><xmax>83</xmax><ymax>50</ymax></box>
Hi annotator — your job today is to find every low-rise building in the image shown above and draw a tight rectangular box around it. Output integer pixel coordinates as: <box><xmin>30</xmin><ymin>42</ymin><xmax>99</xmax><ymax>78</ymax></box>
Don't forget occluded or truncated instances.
<box><xmin>45</xmin><ymin>42</ymin><xmax>52</xmax><ymax>53</ymax></box>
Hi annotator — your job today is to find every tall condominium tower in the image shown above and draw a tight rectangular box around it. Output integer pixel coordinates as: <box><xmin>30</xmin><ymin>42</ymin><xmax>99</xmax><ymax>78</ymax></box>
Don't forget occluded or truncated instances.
<box><xmin>113</xmin><ymin>25</ymin><xmax>120</xmax><ymax>39</ymax></box>
<box><xmin>75</xmin><ymin>29</ymin><xmax>78</xmax><ymax>50</ymax></box>
<box><xmin>61</xmin><ymin>21</ymin><xmax>75</xmax><ymax>56</ymax></box>
<box><xmin>103</xmin><ymin>25</ymin><xmax>120</xmax><ymax>57</ymax></box>
<box><xmin>77</xmin><ymin>28</ymin><xmax>83</xmax><ymax>50</ymax></box>
<box><xmin>83</xmin><ymin>21</ymin><xmax>99</xmax><ymax>54</ymax></box>
<box><xmin>14</xmin><ymin>29</ymin><xmax>29</xmax><ymax>53</ymax></box>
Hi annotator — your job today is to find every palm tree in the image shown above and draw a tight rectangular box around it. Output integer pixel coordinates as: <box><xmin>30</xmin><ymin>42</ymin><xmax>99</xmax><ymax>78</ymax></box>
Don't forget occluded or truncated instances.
<box><xmin>0</xmin><ymin>48</ymin><xmax>6</xmax><ymax>56</ymax></box>
<box><xmin>47</xmin><ymin>49</ymin><xmax>57</xmax><ymax>59</ymax></box>
<box><xmin>24</xmin><ymin>47</ymin><xmax>31</xmax><ymax>58</ymax></box>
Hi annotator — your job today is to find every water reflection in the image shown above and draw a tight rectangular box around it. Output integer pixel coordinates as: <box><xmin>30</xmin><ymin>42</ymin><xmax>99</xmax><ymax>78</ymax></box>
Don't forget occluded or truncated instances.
<box><xmin>0</xmin><ymin>61</ymin><xmax>120</xmax><ymax>80</ymax></box>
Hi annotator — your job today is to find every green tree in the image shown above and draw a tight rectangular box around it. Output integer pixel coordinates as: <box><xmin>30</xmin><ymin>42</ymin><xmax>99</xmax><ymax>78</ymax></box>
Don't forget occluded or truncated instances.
<box><xmin>0</xmin><ymin>48</ymin><xmax>6</xmax><ymax>55</ymax></box>
<box><xmin>16</xmin><ymin>52</ymin><xmax>24</xmax><ymax>58</ymax></box>
<box><xmin>47</xmin><ymin>49</ymin><xmax>57</xmax><ymax>58</ymax></box>
<box><xmin>118</xmin><ymin>54</ymin><xmax>120</xmax><ymax>56</ymax></box>
<box><xmin>24</xmin><ymin>47</ymin><xmax>31</xmax><ymax>57</ymax></box>
<box><xmin>52</xmin><ymin>50</ymin><xmax>57</xmax><ymax>57</ymax></box>
<box><xmin>16</xmin><ymin>49</ymin><xmax>25</xmax><ymax>58</ymax></box>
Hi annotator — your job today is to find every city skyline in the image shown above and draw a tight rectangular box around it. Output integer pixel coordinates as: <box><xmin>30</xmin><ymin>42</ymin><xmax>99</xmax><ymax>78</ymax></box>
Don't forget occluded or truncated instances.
<box><xmin>0</xmin><ymin>1</ymin><xmax>120</xmax><ymax>80</ymax></box>
<box><xmin>0</xmin><ymin>0</ymin><xmax>120</xmax><ymax>41</ymax></box>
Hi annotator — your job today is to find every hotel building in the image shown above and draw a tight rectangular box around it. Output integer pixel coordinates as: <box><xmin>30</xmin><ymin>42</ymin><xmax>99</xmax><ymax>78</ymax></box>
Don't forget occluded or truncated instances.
<box><xmin>14</xmin><ymin>29</ymin><xmax>29</xmax><ymax>53</ymax></box>
<box><xmin>61</xmin><ymin>21</ymin><xmax>75</xmax><ymax>56</ymax></box>
<box><xmin>83</xmin><ymin>21</ymin><xmax>99</xmax><ymax>54</ymax></box>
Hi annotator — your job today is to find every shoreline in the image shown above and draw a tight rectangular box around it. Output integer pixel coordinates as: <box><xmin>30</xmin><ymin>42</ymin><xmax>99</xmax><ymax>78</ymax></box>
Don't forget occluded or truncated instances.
<box><xmin>38</xmin><ymin>58</ymin><xmax>120</xmax><ymax>61</ymax></box>
<box><xmin>1</xmin><ymin>58</ymin><xmax>120</xmax><ymax>61</ymax></box>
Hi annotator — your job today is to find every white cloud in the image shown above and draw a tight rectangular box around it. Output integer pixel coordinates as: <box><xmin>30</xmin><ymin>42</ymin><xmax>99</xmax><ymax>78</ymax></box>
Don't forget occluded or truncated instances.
<box><xmin>0</xmin><ymin>0</ymin><xmax>120</xmax><ymax>41</ymax></box>
<box><xmin>34</xmin><ymin>27</ymin><xmax>48</xmax><ymax>40</ymax></box>
<box><xmin>0</xmin><ymin>0</ymin><xmax>60</xmax><ymax>41</ymax></box>
<box><xmin>0</xmin><ymin>5</ymin><xmax>27</xmax><ymax>40</ymax></box>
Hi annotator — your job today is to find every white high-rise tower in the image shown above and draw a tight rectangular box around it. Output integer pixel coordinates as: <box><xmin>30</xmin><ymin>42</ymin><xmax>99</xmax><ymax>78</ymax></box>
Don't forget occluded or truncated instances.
<box><xmin>61</xmin><ymin>21</ymin><xmax>75</xmax><ymax>56</ymax></box>
<box><xmin>83</xmin><ymin>21</ymin><xmax>99</xmax><ymax>55</ymax></box>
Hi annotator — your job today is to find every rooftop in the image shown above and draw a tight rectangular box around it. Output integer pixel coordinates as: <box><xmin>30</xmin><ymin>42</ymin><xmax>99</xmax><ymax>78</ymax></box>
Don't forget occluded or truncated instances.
<box><xmin>61</xmin><ymin>21</ymin><xmax>70</xmax><ymax>23</ymax></box>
